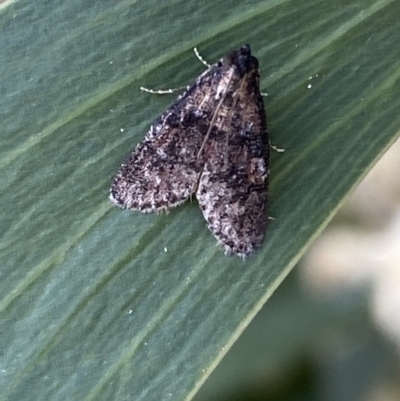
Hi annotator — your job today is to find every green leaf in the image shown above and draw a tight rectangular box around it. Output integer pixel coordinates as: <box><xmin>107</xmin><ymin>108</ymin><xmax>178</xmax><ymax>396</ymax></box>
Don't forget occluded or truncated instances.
<box><xmin>1</xmin><ymin>0</ymin><xmax>399</xmax><ymax>400</ymax></box>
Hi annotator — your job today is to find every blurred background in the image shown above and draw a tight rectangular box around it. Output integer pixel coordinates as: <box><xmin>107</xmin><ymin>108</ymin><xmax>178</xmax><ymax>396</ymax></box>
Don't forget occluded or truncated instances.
<box><xmin>194</xmin><ymin>138</ymin><xmax>400</xmax><ymax>401</ymax></box>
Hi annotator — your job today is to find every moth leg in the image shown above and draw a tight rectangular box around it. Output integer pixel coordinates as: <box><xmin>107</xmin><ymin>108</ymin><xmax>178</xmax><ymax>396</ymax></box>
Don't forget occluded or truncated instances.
<box><xmin>260</xmin><ymin>93</ymin><xmax>284</xmax><ymax>152</ymax></box>
<box><xmin>270</xmin><ymin>143</ymin><xmax>285</xmax><ymax>153</ymax></box>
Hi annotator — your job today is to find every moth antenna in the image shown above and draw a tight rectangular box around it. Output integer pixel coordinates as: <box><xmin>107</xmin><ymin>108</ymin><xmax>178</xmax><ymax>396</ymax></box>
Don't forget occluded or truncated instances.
<box><xmin>140</xmin><ymin>86</ymin><xmax>185</xmax><ymax>95</ymax></box>
<box><xmin>193</xmin><ymin>47</ymin><xmax>211</xmax><ymax>68</ymax></box>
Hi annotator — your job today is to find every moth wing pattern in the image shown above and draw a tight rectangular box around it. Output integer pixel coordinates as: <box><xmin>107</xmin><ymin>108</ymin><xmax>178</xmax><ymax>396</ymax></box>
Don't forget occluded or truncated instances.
<box><xmin>110</xmin><ymin>80</ymin><xmax>213</xmax><ymax>212</ymax></box>
<box><xmin>111</xmin><ymin>44</ymin><xmax>269</xmax><ymax>257</ymax></box>
<box><xmin>111</xmin><ymin>112</ymin><xmax>197</xmax><ymax>212</ymax></box>
<box><xmin>196</xmin><ymin>51</ymin><xmax>268</xmax><ymax>257</ymax></box>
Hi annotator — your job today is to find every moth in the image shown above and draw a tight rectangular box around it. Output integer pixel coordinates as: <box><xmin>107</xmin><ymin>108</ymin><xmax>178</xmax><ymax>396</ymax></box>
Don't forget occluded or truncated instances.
<box><xmin>110</xmin><ymin>44</ymin><xmax>269</xmax><ymax>258</ymax></box>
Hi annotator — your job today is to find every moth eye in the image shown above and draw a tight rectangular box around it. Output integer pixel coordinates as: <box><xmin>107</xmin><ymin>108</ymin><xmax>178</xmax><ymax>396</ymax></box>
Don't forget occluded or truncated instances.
<box><xmin>217</xmin><ymin>61</ymin><xmax>223</xmax><ymax>67</ymax></box>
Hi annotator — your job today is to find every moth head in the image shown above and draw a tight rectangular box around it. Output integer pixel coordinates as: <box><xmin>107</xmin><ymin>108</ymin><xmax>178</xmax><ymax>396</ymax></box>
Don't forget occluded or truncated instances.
<box><xmin>225</xmin><ymin>44</ymin><xmax>259</xmax><ymax>77</ymax></box>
